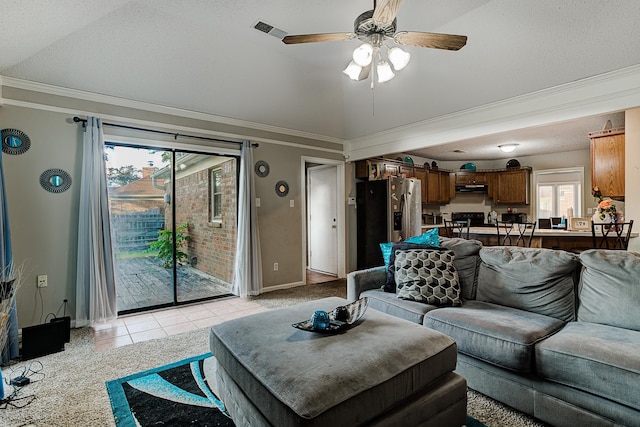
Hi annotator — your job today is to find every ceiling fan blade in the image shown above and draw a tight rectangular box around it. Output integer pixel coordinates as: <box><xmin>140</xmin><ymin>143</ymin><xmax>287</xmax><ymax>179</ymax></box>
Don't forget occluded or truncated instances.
<box><xmin>372</xmin><ymin>0</ymin><xmax>404</xmax><ymax>25</ymax></box>
<box><xmin>394</xmin><ymin>31</ymin><xmax>467</xmax><ymax>50</ymax></box>
<box><xmin>282</xmin><ymin>33</ymin><xmax>354</xmax><ymax>44</ymax></box>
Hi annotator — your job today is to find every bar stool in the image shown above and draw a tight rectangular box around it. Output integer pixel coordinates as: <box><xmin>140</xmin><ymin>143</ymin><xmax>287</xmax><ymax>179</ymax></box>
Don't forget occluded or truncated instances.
<box><xmin>443</xmin><ymin>219</ymin><xmax>470</xmax><ymax>239</ymax></box>
<box><xmin>496</xmin><ymin>221</ymin><xmax>537</xmax><ymax>247</ymax></box>
<box><xmin>591</xmin><ymin>220</ymin><xmax>634</xmax><ymax>250</ymax></box>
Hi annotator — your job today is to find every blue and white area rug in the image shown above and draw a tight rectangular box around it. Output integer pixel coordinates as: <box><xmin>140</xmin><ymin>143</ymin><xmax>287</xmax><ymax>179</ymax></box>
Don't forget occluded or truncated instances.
<box><xmin>106</xmin><ymin>353</ymin><xmax>233</xmax><ymax>426</ymax></box>
<box><xmin>107</xmin><ymin>353</ymin><xmax>486</xmax><ymax>426</ymax></box>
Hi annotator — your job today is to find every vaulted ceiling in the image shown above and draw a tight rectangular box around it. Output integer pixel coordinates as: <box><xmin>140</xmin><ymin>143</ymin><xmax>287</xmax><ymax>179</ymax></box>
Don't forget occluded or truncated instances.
<box><xmin>2</xmin><ymin>0</ymin><xmax>640</xmax><ymax>160</ymax></box>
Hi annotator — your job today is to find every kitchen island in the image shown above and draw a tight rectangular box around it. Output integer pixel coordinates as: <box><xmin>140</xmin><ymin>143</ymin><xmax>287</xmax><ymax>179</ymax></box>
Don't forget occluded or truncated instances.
<box><xmin>422</xmin><ymin>225</ymin><xmax>637</xmax><ymax>251</ymax></box>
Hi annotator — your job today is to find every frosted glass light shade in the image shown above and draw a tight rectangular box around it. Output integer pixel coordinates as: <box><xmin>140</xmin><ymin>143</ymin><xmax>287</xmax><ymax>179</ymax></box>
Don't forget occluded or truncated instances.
<box><xmin>498</xmin><ymin>144</ymin><xmax>519</xmax><ymax>153</ymax></box>
<box><xmin>377</xmin><ymin>60</ymin><xmax>395</xmax><ymax>83</ymax></box>
<box><xmin>343</xmin><ymin>61</ymin><xmax>363</xmax><ymax>80</ymax></box>
<box><xmin>353</xmin><ymin>43</ymin><xmax>374</xmax><ymax>66</ymax></box>
<box><xmin>388</xmin><ymin>47</ymin><xmax>410</xmax><ymax>70</ymax></box>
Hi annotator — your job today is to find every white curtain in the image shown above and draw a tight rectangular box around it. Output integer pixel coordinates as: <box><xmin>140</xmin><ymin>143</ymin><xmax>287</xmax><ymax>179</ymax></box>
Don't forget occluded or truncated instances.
<box><xmin>232</xmin><ymin>140</ymin><xmax>262</xmax><ymax>297</ymax></box>
<box><xmin>75</xmin><ymin>117</ymin><xmax>117</xmax><ymax>326</ymax></box>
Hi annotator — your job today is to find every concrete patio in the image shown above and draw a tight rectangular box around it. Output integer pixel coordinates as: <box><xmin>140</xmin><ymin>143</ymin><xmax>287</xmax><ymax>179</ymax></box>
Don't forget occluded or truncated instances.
<box><xmin>114</xmin><ymin>255</ymin><xmax>233</xmax><ymax>312</ymax></box>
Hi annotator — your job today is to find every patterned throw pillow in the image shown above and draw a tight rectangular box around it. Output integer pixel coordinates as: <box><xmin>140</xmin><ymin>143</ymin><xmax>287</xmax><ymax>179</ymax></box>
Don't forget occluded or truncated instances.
<box><xmin>383</xmin><ymin>242</ymin><xmax>438</xmax><ymax>293</ymax></box>
<box><xmin>395</xmin><ymin>249</ymin><xmax>462</xmax><ymax>306</ymax></box>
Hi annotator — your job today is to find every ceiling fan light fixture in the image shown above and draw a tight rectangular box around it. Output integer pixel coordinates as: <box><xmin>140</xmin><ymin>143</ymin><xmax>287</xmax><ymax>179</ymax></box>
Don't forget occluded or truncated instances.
<box><xmin>388</xmin><ymin>46</ymin><xmax>410</xmax><ymax>70</ymax></box>
<box><xmin>352</xmin><ymin>43</ymin><xmax>374</xmax><ymax>66</ymax></box>
<box><xmin>376</xmin><ymin>60</ymin><xmax>395</xmax><ymax>83</ymax></box>
<box><xmin>499</xmin><ymin>144</ymin><xmax>519</xmax><ymax>153</ymax></box>
<box><xmin>343</xmin><ymin>61</ymin><xmax>363</xmax><ymax>80</ymax></box>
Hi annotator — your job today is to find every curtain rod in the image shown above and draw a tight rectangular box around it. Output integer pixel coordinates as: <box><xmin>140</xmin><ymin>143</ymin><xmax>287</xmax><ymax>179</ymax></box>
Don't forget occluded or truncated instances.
<box><xmin>72</xmin><ymin>116</ymin><xmax>258</xmax><ymax>147</ymax></box>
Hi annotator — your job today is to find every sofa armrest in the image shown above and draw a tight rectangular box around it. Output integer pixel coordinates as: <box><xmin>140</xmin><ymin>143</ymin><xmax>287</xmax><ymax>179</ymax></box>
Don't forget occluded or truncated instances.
<box><xmin>347</xmin><ymin>266</ymin><xmax>387</xmax><ymax>302</ymax></box>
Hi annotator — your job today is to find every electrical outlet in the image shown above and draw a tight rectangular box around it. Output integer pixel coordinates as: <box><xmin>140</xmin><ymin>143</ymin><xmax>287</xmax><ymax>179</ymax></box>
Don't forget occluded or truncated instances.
<box><xmin>273</xmin><ymin>263</ymin><xmax>279</xmax><ymax>271</ymax></box>
<box><xmin>587</xmin><ymin>208</ymin><xmax>593</xmax><ymax>214</ymax></box>
<box><xmin>290</xmin><ymin>200</ymin><xmax>295</xmax><ymax>208</ymax></box>
<box><xmin>37</xmin><ymin>275</ymin><xmax>47</xmax><ymax>288</ymax></box>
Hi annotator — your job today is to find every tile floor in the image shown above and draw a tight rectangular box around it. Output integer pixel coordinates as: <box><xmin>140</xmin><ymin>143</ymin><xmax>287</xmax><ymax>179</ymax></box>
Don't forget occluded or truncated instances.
<box><xmin>92</xmin><ymin>296</ymin><xmax>268</xmax><ymax>351</ymax></box>
<box><xmin>92</xmin><ymin>269</ymin><xmax>337</xmax><ymax>351</ymax></box>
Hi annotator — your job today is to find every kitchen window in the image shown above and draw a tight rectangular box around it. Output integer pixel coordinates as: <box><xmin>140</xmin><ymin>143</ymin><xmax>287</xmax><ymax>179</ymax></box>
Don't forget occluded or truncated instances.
<box><xmin>211</xmin><ymin>167</ymin><xmax>223</xmax><ymax>221</ymax></box>
<box><xmin>534</xmin><ymin>168</ymin><xmax>583</xmax><ymax>219</ymax></box>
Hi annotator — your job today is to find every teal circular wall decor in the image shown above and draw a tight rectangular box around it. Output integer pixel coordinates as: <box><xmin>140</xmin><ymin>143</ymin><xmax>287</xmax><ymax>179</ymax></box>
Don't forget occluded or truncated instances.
<box><xmin>1</xmin><ymin>128</ymin><xmax>31</xmax><ymax>155</ymax></box>
<box><xmin>40</xmin><ymin>169</ymin><xmax>72</xmax><ymax>193</ymax></box>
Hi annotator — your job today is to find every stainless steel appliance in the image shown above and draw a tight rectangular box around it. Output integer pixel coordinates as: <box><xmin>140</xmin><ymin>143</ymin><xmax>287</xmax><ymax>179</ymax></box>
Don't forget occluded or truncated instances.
<box><xmin>356</xmin><ymin>175</ymin><xmax>422</xmax><ymax>269</ymax></box>
<box><xmin>451</xmin><ymin>212</ymin><xmax>486</xmax><ymax>227</ymax></box>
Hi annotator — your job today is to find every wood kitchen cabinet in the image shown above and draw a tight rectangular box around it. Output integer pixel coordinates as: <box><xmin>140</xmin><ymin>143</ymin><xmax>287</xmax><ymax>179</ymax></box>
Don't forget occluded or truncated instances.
<box><xmin>355</xmin><ymin>158</ymin><xmax>451</xmax><ymax>204</ymax></box>
<box><xmin>590</xmin><ymin>129</ymin><xmax>624</xmax><ymax>200</ymax></box>
<box><xmin>426</xmin><ymin>169</ymin><xmax>452</xmax><ymax>204</ymax></box>
<box><xmin>494</xmin><ymin>168</ymin><xmax>530</xmax><ymax>205</ymax></box>
<box><xmin>455</xmin><ymin>171</ymin><xmax>487</xmax><ymax>185</ymax></box>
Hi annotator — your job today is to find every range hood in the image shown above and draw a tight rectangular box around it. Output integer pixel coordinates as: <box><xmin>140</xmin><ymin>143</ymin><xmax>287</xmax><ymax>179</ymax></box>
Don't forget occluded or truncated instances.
<box><xmin>455</xmin><ymin>184</ymin><xmax>488</xmax><ymax>193</ymax></box>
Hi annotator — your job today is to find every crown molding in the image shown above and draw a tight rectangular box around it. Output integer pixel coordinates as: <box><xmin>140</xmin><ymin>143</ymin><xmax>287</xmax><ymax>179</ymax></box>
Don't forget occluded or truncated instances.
<box><xmin>0</xmin><ymin>76</ymin><xmax>345</xmax><ymax>146</ymax></box>
<box><xmin>347</xmin><ymin>64</ymin><xmax>640</xmax><ymax>161</ymax></box>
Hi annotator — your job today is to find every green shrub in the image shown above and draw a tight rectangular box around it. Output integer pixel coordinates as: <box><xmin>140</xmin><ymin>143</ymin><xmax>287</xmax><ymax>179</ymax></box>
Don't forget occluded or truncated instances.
<box><xmin>148</xmin><ymin>222</ymin><xmax>193</xmax><ymax>268</ymax></box>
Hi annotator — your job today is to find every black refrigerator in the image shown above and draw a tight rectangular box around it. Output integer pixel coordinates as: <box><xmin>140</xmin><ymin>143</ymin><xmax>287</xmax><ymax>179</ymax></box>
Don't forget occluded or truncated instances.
<box><xmin>356</xmin><ymin>176</ymin><xmax>422</xmax><ymax>270</ymax></box>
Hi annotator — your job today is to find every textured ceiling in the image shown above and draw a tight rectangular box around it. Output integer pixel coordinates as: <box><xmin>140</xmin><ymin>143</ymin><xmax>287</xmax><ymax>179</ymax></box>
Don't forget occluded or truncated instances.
<box><xmin>1</xmin><ymin>0</ymin><xmax>640</xmax><ymax>159</ymax></box>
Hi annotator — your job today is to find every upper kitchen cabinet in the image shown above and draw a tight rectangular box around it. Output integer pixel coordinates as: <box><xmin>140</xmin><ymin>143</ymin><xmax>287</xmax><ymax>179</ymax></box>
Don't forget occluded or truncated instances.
<box><xmin>355</xmin><ymin>158</ymin><xmax>451</xmax><ymax>205</ymax></box>
<box><xmin>426</xmin><ymin>169</ymin><xmax>452</xmax><ymax>204</ymax></box>
<box><xmin>590</xmin><ymin>128</ymin><xmax>625</xmax><ymax>201</ymax></box>
<box><xmin>494</xmin><ymin>168</ymin><xmax>531</xmax><ymax>205</ymax></box>
<box><xmin>455</xmin><ymin>171</ymin><xmax>488</xmax><ymax>185</ymax></box>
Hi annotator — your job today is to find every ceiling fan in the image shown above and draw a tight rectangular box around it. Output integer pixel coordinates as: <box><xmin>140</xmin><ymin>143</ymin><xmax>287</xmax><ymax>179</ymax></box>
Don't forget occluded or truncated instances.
<box><xmin>282</xmin><ymin>0</ymin><xmax>468</xmax><ymax>84</ymax></box>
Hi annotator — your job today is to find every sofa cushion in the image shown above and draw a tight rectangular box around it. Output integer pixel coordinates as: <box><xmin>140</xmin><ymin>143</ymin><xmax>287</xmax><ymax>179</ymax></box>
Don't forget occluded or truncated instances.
<box><xmin>536</xmin><ymin>321</ymin><xmax>640</xmax><ymax>411</ymax></box>
<box><xmin>439</xmin><ymin>237</ymin><xmax>482</xmax><ymax>301</ymax></box>
<box><xmin>578</xmin><ymin>249</ymin><xmax>640</xmax><ymax>332</ymax></box>
<box><xmin>361</xmin><ymin>289</ymin><xmax>438</xmax><ymax>324</ymax></box>
<box><xmin>477</xmin><ymin>247</ymin><xmax>579</xmax><ymax>322</ymax></box>
<box><xmin>424</xmin><ymin>300</ymin><xmax>565</xmax><ymax>373</ymax></box>
<box><xmin>379</xmin><ymin>228</ymin><xmax>440</xmax><ymax>270</ymax></box>
<box><xmin>383</xmin><ymin>242</ymin><xmax>440</xmax><ymax>292</ymax></box>
<box><xmin>395</xmin><ymin>249</ymin><xmax>462</xmax><ymax>306</ymax></box>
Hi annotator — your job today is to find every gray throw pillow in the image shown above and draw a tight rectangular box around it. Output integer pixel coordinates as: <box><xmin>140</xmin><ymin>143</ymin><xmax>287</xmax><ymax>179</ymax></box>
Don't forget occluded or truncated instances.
<box><xmin>395</xmin><ymin>248</ymin><xmax>462</xmax><ymax>306</ymax></box>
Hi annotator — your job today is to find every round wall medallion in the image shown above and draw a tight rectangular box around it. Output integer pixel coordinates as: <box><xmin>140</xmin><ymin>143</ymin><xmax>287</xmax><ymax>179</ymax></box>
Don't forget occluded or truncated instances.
<box><xmin>1</xmin><ymin>129</ymin><xmax>31</xmax><ymax>155</ymax></box>
<box><xmin>254</xmin><ymin>160</ymin><xmax>270</xmax><ymax>177</ymax></box>
<box><xmin>40</xmin><ymin>169</ymin><xmax>72</xmax><ymax>193</ymax></box>
<box><xmin>275</xmin><ymin>180</ymin><xmax>289</xmax><ymax>197</ymax></box>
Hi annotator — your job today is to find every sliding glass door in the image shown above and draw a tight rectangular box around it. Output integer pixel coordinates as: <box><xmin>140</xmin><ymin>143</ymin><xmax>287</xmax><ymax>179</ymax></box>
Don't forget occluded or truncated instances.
<box><xmin>106</xmin><ymin>144</ymin><xmax>238</xmax><ymax>314</ymax></box>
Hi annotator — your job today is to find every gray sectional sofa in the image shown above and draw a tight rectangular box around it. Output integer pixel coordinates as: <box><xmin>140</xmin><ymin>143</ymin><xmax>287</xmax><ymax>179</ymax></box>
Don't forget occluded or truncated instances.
<box><xmin>347</xmin><ymin>237</ymin><xmax>640</xmax><ymax>427</ymax></box>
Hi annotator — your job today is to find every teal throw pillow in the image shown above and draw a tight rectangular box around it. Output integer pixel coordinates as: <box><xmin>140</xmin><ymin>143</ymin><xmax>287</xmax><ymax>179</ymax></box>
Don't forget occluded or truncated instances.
<box><xmin>380</xmin><ymin>228</ymin><xmax>440</xmax><ymax>269</ymax></box>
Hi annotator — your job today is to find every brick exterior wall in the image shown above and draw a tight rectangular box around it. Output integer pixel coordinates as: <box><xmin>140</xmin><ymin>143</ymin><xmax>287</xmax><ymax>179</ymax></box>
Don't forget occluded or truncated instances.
<box><xmin>166</xmin><ymin>158</ymin><xmax>237</xmax><ymax>285</ymax></box>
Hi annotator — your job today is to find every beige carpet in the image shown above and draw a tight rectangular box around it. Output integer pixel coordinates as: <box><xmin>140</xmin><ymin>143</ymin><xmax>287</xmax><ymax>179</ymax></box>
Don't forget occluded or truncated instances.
<box><xmin>0</xmin><ymin>280</ymin><xmax>547</xmax><ymax>427</ymax></box>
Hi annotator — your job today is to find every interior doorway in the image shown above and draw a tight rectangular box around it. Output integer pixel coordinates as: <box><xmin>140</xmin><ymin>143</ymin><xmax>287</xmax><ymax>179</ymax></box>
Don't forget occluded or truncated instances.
<box><xmin>307</xmin><ymin>164</ymin><xmax>338</xmax><ymax>276</ymax></box>
<box><xmin>302</xmin><ymin>158</ymin><xmax>346</xmax><ymax>284</ymax></box>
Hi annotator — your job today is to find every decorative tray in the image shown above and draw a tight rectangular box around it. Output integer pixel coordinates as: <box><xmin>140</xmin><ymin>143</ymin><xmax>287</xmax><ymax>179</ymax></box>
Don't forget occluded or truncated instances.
<box><xmin>292</xmin><ymin>297</ymin><xmax>369</xmax><ymax>334</ymax></box>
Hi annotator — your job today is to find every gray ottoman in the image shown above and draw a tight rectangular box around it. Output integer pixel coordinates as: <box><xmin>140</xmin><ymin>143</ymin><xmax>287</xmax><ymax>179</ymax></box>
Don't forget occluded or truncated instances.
<box><xmin>209</xmin><ymin>297</ymin><xmax>467</xmax><ymax>426</ymax></box>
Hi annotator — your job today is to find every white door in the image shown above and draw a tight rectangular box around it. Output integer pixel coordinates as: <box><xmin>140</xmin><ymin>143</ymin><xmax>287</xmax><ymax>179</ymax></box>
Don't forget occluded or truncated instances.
<box><xmin>307</xmin><ymin>165</ymin><xmax>338</xmax><ymax>275</ymax></box>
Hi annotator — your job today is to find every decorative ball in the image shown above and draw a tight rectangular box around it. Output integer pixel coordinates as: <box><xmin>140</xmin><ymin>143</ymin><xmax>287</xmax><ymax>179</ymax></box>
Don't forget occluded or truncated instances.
<box><xmin>311</xmin><ymin>310</ymin><xmax>330</xmax><ymax>330</ymax></box>
<box><xmin>332</xmin><ymin>306</ymin><xmax>349</xmax><ymax>322</ymax></box>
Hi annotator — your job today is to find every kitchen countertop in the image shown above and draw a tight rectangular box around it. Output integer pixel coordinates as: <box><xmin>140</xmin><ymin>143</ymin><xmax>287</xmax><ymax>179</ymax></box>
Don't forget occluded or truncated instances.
<box><xmin>421</xmin><ymin>224</ymin><xmax>638</xmax><ymax>238</ymax></box>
